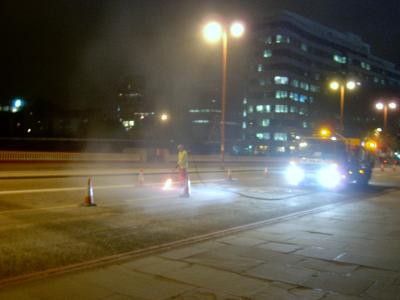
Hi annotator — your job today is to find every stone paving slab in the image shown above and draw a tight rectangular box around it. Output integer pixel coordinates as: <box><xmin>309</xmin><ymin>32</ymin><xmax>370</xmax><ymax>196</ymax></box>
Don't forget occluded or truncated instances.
<box><xmin>184</xmin><ymin>248</ymin><xmax>264</xmax><ymax>273</ymax></box>
<box><xmin>256</xmin><ymin>241</ymin><xmax>303</xmax><ymax>253</ymax></box>
<box><xmin>168</xmin><ymin>287</ymin><xmax>243</xmax><ymax>300</ymax></box>
<box><xmin>154</xmin><ymin>264</ymin><xmax>268</xmax><ymax>297</ymax></box>
<box><xmin>245</xmin><ymin>261</ymin><xmax>317</xmax><ymax>285</ymax></box>
<box><xmin>302</xmin><ymin>271</ymin><xmax>374</xmax><ymax>296</ymax></box>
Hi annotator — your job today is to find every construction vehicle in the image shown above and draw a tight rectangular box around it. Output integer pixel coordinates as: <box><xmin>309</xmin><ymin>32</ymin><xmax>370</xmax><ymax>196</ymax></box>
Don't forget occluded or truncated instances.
<box><xmin>285</xmin><ymin>128</ymin><xmax>375</xmax><ymax>189</ymax></box>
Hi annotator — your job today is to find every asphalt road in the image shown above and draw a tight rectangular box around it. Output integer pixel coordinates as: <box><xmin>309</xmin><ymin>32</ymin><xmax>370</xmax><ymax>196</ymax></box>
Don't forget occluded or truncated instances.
<box><xmin>0</xmin><ymin>163</ymin><xmax>399</xmax><ymax>281</ymax></box>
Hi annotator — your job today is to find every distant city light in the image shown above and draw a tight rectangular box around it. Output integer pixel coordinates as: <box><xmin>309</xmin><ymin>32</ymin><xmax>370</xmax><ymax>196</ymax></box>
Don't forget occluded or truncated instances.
<box><xmin>12</xmin><ymin>98</ymin><xmax>24</xmax><ymax>110</ymax></box>
<box><xmin>14</xmin><ymin>99</ymin><xmax>22</xmax><ymax>108</ymax></box>
<box><xmin>160</xmin><ymin>113</ymin><xmax>169</xmax><ymax>121</ymax></box>
<box><xmin>299</xmin><ymin>142</ymin><xmax>308</xmax><ymax>148</ymax></box>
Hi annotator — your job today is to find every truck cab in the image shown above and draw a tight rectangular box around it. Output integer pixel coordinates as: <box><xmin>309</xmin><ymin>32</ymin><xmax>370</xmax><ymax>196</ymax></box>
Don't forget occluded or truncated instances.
<box><xmin>285</xmin><ymin>133</ymin><xmax>373</xmax><ymax>188</ymax></box>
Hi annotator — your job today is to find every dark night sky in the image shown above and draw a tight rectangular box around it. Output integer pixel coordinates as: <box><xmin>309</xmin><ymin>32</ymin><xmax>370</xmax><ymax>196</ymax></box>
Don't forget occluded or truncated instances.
<box><xmin>1</xmin><ymin>0</ymin><xmax>400</xmax><ymax>110</ymax></box>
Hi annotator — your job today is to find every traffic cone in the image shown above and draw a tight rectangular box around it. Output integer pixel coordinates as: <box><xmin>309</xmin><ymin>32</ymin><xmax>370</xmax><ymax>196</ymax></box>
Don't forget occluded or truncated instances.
<box><xmin>84</xmin><ymin>177</ymin><xmax>96</xmax><ymax>206</ymax></box>
<box><xmin>380</xmin><ymin>164</ymin><xmax>385</xmax><ymax>172</ymax></box>
<box><xmin>182</xmin><ymin>176</ymin><xmax>191</xmax><ymax>197</ymax></box>
<box><xmin>226</xmin><ymin>169</ymin><xmax>233</xmax><ymax>181</ymax></box>
<box><xmin>138</xmin><ymin>169</ymin><xmax>144</xmax><ymax>186</ymax></box>
<box><xmin>264</xmin><ymin>167</ymin><xmax>268</xmax><ymax>177</ymax></box>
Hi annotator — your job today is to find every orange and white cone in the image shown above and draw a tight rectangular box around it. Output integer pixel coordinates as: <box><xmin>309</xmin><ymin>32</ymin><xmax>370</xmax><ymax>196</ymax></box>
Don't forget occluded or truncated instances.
<box><xmin>227</xmin><ymin>169</ymin><xmax>233</xmax><ymax>181</ymax></box>
<box><xmin>264</xmin><ymin>167</ymin><xmax>268</xmax><ymax>177</ymax></box>
<box><xmin>138</xmin><ymin>169</ymin><xmax>144</xmax><ymax>186</ymax></box>
<box><xmin>84</xmin><ymin>177</ymin><xmax>96</xmax><ymax>206</ymax></box>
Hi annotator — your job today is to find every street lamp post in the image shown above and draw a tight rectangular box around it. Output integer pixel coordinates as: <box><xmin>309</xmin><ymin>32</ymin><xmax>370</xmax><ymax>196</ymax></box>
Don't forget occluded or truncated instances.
<box><xmin>375</xmin><ymin>101</ymin><xmax>397</xmax><ymax>132</ymax></box>
<box><xmin>329</xmin><ymin>80</ymin><xmax>357</xmax><ymax>132</ymax></box>
<box><xmin>203</xmin><ymin>20</ymin><xmax>245</xmax><ymax>162</ymax></box>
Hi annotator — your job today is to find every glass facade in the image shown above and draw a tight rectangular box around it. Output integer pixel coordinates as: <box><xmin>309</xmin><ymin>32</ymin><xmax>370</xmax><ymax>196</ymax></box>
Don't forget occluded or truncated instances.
<box><xmin>243</xmin><ymin>10</ymin><xmax>400</xmax><ymax>154</ymax></box>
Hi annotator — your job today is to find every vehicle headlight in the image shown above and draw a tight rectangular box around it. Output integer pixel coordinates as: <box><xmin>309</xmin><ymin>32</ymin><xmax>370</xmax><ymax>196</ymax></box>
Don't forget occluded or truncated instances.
<box><xmin>286</xmin><ymin>165</ymin><xmax>305</xmax><ymax>186</ymax></box>
<box><xmin>318</xmin><ymin>164</ymin><xmax>341</xmax><ymax>188</ymax></box>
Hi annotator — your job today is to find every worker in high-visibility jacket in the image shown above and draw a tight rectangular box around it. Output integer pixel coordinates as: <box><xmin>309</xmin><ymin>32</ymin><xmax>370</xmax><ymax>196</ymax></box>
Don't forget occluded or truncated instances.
<box><xmin>176</xmin><ymin>144</ymin><xmax>190</xmax><ymax>197</ymax></box>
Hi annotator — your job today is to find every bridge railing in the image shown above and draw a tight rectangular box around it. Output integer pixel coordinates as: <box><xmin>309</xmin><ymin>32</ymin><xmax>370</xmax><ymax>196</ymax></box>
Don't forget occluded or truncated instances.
<box><xmin>0</xmin><ymin>151</ymin><xmax>146</xmax><ymax>162</ymax></box>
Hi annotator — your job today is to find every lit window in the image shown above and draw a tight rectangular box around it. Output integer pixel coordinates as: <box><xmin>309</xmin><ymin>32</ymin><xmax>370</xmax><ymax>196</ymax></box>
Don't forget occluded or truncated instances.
<box><xmin>192</xmin><ymin>120</ymin><xmax>210</xmax><ymax>124</ymax></box>
<box><xmin>299</xmin><ymin>95</ymin><xmax>307</xmax><ymax>103</ymax></box>
<box><xmin>265</xmin><ymin>36</ymin><xmax>272</xmax><ymax>44</ymax></box>
<box><xmin>259</xmin><ymin>78</ymin><xmax>266</xmax><ymax>86</ymax></box>
<box><xmin>256</xmin><ymin>132</ymin><xmax>271</xmax><ymax>140</ymax></box>
<box><xmin>243</xmin><ymin>98</ymin><xmax>247</xmax><ymax>104</ymax></box>
<box><xmin>291</xmin><ymin>79</ymin><xmax>299</xmax><ymax>87</ymax></box>
<box><xmin>289</xmin><ymin>92</ymin><xmax>299</xmax><ymax>101</ymax></box>
<box><xmin>261</xmin><ymin>119</ymin><xmax>270</xmax><ymax>127</ymax></box>
<box><xmin>248</xmin><ymin>105</ymin><xmax>254</xmax><ymax>113</ymax></box>
<box><xmin>300</xmin><ymin>82</ymin><xmax>309</xmax><ymax>91</ymax></box>
<box><xmin>122</xmin><ymin>120</ymin><xmax>135</xmax><ymax>130</ymax></box>
<box><xmin>299</xmin><ymin>108</ymin><xmax>307</xmax><ymax>115</ymax></box>
<box><xmin>333</xmin><ymin>54</ymin><xmax>347</xmax><ymax>64</ymax></box>
<box><xmin>310</xmin><ymin>85</ymin><xmax>320</xmax><ymax>93</ymax></box>
<box><xmin>257</xmin><ymin>64</ymin><xmax>263</xmax><ymax>72</ymax></box>
<box><xmin>290</xmin><ymin>106</ymin><xmax>297</xmax><ymax>113</ymax></box>
<box><xmin>374</xmin><ymin>77</ymin><xmax>380</xmax><ymax>83</ymax></box>
<box><xmin>276</xmin><ymin>146</ymin><xmax>286</xmax><ymax>153</ymax></box>
<box><xmin>303</xmin><ymin>121</ymin><xmax>308</xmax><ymax>128</ymax></box>
<box><xmin>300</xmin><ymin>43</ymin><xmax>308</xmax><ymax>52</ymax></box>
<box><xmin>243</xmin><ymin>110</ymin><xmax>247</xmax><ymax>117</ymax></box>
<box><xmin>361</xmin><ymin>62</ymin><xmax>371</xmax><ymax>70</ymax></box>
<box><xmin>275</xmin><ymin>34</ymin><xmax>290</xmax><ymax>43</ymax></box>
<box><xmin>275</xmin><ymin>91</ymin><xmax>288</xmax><ymax>99</ymax></box>
<box><xmin>274</xmin><ymin>133</ymin><xmax>287</xmax><ymax>141</ymax></box>
<box><xmin>242</xmin><ymin>122</ymin><xmax>247</xmax><ymax>129</ymax></box>
<box><xmin>263</xmin><ymin>49</ymin><xmax>272</xmax><ymax>58</ymax></box>
<box><xmin>255</xmin><ymin>105</ymin><xmax>271</xmax><ymax>113</ymax></box>
<box><xmin>275</xmin><ymin>105</ymin><xmax>288</xmax><ymax>113</ymax></box>
<box><xmin>274</xmin><ymin>76</ymin><xmax>289</xmax><ymax>85</ymax></box>
<box><xmin>189</xmin><ymin>109</ymin><xmax>221</xmax><ymax>113</ymax></box>
<box><xmin>276</xmin><ymin>34</ymin><xmax>284</xmax><ymax>43</ymax></box>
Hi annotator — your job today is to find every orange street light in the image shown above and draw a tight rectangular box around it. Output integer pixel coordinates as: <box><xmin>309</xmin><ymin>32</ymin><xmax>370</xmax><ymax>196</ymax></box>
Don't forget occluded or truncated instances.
<box><xmin>203</xmin><ymin>20</ymin><xmax>245</xmax><ymax>162</ymax></box>
<box><xmin>375</xmin><ymin>101</ymin><xmax>397</xmax><ymax>132</ymax></box>
<box><xmin>329</xmin><ymin>80</ymin><xmax>358</xmax><ymax>132</ymax></box>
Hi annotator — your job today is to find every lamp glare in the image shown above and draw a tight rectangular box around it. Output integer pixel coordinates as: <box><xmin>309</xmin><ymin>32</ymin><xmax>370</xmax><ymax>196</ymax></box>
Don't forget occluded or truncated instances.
<box><xmin>230</xmin><ymin>22</ymin><xmax>245</xmax><ymax>38</ymax></box>
<box><xmin>329</xmin><ymin>81</ymin><xmax>340</xmax><ymax>90</ymax></box>
<box><xmin>203</xmin><ymin>22</ymin><xmax>222</xmax><ymax>42</ymax></box>
<box><xmin>346</xmin><ymin>81</ymin><xmax>356</xmax><ymax>90</ymax></box>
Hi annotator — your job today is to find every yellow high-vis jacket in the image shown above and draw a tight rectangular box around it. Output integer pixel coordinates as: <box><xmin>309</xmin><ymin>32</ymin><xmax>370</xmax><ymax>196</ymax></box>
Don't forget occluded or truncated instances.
<box><xmin>177</xmin><ymin>150</ymin><xmax>188</xmax><ymax>169</ymax></box>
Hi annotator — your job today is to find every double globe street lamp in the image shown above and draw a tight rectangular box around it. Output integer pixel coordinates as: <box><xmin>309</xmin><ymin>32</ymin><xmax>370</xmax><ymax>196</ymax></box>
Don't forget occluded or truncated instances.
<box><xmin>375</xmin><ymin>101</ymin><xmax>397</xmax><ymax>132</ymax></box>
<box><xmin>329</xmin><ymin>80</ymin><xmax>357</xmax><ymax>132</ymax></box>
<box><xmin>203</xmin><ymin>20</ymin><xmax>245</xmax><ymax>162</ymax></box>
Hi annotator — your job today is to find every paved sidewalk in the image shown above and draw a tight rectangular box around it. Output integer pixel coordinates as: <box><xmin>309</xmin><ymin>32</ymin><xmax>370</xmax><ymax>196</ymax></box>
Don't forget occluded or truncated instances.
<box><xmin>1</xmin><ymin>190</ymin><xmax>400</xmax><ymax>299</ymax></box>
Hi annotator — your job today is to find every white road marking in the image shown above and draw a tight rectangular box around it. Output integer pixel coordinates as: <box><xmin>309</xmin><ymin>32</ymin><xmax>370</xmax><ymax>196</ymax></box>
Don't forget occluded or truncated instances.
<box><xmin>0</xmin><ymin>178</ymin><xmax>227</xmax><ymax>195</ymax></box>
